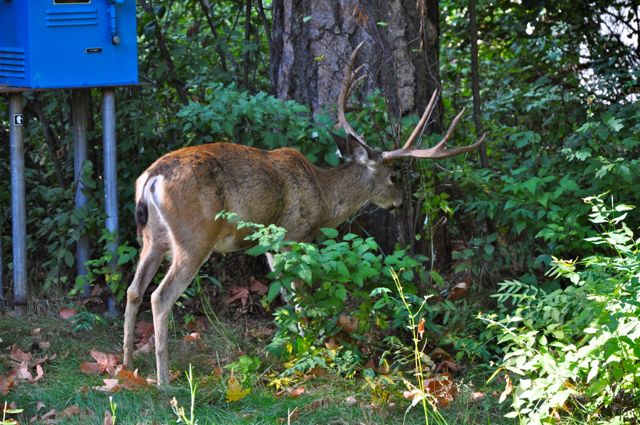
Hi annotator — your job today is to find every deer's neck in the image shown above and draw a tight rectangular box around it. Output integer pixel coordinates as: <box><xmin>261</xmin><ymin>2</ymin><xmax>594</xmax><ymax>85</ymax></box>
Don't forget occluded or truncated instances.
<box><xmin>317</xmin><ymin>162</ymin><xmax>371</xmax><ymax>229</ymax></box>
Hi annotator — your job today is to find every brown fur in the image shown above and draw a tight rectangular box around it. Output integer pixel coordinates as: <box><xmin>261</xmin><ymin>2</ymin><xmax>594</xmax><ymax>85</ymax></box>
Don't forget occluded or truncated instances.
<box><xmin>123</xmin><ymin>141</ymin><xmax>401</xmax><ymax>386</ymax></box>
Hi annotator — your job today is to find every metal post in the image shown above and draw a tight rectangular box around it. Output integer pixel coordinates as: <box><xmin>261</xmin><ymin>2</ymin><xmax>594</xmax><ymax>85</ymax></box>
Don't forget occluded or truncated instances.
<box><xmin>0</xmin><ymin>207</ymin><xmax>5</xmax><ymax>307</ymax></box>
<box><xmin>102</xmin><ymin>89</ymin><xmax>118</xmax><ymax>316</ymax></box>
<box><xmin>9</xmin><ymin>93</ymin><xmax>27</xmax><ymax>316</ymax></box>
<box><xmin>71</xmin><ymin>89</ymin><xmax>91</xmax><ymax>297</ymax></box>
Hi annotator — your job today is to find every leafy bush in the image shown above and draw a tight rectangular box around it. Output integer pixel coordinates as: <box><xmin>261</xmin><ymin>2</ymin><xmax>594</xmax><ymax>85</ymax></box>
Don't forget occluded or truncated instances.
<box><xmin>483</xmin><ymin>194</ymin><xmax>640</xmax><ymax>423</ymax></box>
<box><xmin>178</xmin><ymin>83</ymin><xmax>339</xmax><ymax>165</ymax></box>
<box><xmin>217</xmin><ymin>212</ymin><xmax>432</xmax><ymax>376</ymax></box>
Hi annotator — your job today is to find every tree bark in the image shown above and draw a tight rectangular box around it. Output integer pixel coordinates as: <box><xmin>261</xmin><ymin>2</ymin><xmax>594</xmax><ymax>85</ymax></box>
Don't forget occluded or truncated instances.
<box><xmin>271</xmin><ymin>0</ymin><xmax>441</xmax><ymax>255</ymax></box>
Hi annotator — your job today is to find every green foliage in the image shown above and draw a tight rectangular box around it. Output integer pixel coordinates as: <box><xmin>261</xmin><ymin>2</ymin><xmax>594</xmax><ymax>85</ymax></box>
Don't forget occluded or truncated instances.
<box><xmin>178</xmin><ymin>83</ymin><xmax>339</xmax><ymax>165</ymax></box>
<box><xmin>216</xmin><ymin>212</ymin><xmax>429</xmax><ymax>376</ymax></box>
<box><xmin>483</xmin><ymin>195</ymin><xmax>640</xmax><ymax>423</ymax></box>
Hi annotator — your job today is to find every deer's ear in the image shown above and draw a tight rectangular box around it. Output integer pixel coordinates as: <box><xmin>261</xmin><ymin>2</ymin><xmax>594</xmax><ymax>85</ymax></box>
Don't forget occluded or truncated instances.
<box><xmin>331</xmin><ymin>133</ymin><xmax>377</xmax><ymax>162</ymax></box>
<box><xmin>331</xmin><ymin>132</ymin><xmax>351</xmax><ymax>158</ymax></box>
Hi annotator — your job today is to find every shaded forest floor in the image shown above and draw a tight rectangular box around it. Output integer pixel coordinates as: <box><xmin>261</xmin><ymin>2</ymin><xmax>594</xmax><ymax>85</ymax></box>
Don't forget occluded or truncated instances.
<box><xmin>0</xmin><ymin>312</ymin><xmax>509</xmax><ymax>425</ymax></box>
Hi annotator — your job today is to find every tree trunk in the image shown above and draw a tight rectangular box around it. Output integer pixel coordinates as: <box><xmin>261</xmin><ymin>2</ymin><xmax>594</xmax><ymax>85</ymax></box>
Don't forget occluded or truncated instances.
<box><xmin>271</xmin><ymin>0</ymin><xmax>441</xmax><ymax>255</ymax></box>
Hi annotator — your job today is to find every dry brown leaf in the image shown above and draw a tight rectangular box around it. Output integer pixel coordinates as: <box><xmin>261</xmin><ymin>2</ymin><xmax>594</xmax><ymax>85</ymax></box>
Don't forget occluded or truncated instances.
<box><xmin>59</xmin><ymin>307</ymin><xmax>77</xmax><ymax>320</ymax></box>
<box><xmin>417</xmin><ymin>317</ymin><xmax>426</xmax><ymax>339</ymax></box>
<box><xmin>184</xmin><ymin>316</ymin><xmax>208</xmax><ymax>333</ymax></box>
<box><xmin>103</xmin><ymin>410</ymin><xmax>114</xmax><ymax>425</ymax></box>
<box><xmin>324</xmin><ymin>337</ymin><xmax>339</xmax><ymax>350</ymax></box>
<box><xmin>37</xmin><ymin>341</ymin><xmax>50</xmax><ymax>350</ymax></box>
<box><xmin>15</xmin><ymin>361</ymin><xmax>33</xmax><ymax>381</ymax></box>
<box><xmin>116</xmin><ymin>368</ymin><xmax>148</xmax><ymax>390</ymax></box>
<box><xmin>248</xmin><ymin>326</ymin><xmax>274</xmax><ymax>338</ymax></box>
<box><xmin>425</xmin><ymin>373</ymin><xmax>458</xmax><ymax>408</ymax></box>
<box><xmin>224</xmin><ymin>287</ymin><xmax>250</xmax><ymax>306</ymax></box>
<box><xmin>10</xmin><ymin>345</ymin><xmax>32</xmax><ymax>363</ymax></box>
<box><xmin>89</xmin><ymin>350</ymin><xmax>120</xmax><ymax>376</ymax></box>
<box><xmin>447</xmin><ymin>281</ymin><xmax>470</xmax><ymax>301</ymax></box>
<box><xmin>31</xmin><ymin>328</ymin><xmax>41</xmax><ymax>337</ymax></box>
<box><xmin>182</xmin><ymin>332</ymin><xmax>200</xmax><ymax>343</ymax></box>
<box><xmin>133</xmin><ymin>336</ymin><xmax>154</xmax><ymax>357</ymax></box>
<box><xmin>80</xmin><ymin>361</ymin><xmax>103</xmax><ymax>375</ymax></box>
<box><xmin>0</xmin><ymin>374</ymin><xmax>16</xmax><ymax>395</ymax></box>
<box><xmin>94</xmin><ymin>378</ymin><xmax>121</xmax><ymax>393</ymax></box>
<box><xmin>338</xmin><ymin>314</ymin><xmax>358</xmax><ymax>334</ymax></box>
<box><xmin>345</xmin><ymin>395</ymin><xmax>357</xmax><ymax>405</ymax></box>
<box><xmin>36</xmin><ymin>401</ymin><xmax>46</xmax><ymax>412</ymax></box>
<box><xmin>249</xmin><ymin>277</ymin><xmax>268</xmax><ymax>295</ymax></box>
<box><xmin>134</xmin><ymin>321</ymin><xmax>154</xmax><ymax>348</ymax></box>
<box><xmin>29</xmin><ymin>364</ymin><xmax>45</xmax><ymax>383</ymax></box>
<box><xmin>59</xmin><ymin>405</ymin><xmax>80</xmax><ymax>418</ymax></box>
<box><xmin>471</xmin><ymin>391</ymin><xmax>485</xmax><ymax>401</ymax></box>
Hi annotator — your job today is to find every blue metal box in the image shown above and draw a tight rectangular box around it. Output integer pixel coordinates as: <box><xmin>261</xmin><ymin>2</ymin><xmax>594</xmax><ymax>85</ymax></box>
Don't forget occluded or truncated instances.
<box><xmin>0</xmin><ymin>0</ymin><xmax>138</xmax><ymax>89</ymax></box>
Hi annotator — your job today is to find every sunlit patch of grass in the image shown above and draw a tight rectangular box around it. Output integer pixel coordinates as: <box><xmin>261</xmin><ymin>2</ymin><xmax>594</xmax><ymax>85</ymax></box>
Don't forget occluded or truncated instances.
<box><xmin>0</xmin><ymin>315</ymin><xmax>509</xmax><ymax>425</ymax></box>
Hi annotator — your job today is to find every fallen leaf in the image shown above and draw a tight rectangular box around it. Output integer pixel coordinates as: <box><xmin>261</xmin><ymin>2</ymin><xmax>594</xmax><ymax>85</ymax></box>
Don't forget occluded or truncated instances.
<box><xmin>289</xmin><ymin>387</ymin><xmax>305</xmax><ymax>397</ymax></box>
<box><xmin>59</xmin><ymin>307</ymin><xmax>77</xmax><ymax>320</ymax></box>
<box><xmin>116</xmin><ymin>368</ymin><xmax>148</xmax><ymax>390</ymax></box>
<box><xmin>31</xmin><ymin>328</ymin><xmax>41</xmax><ymax>337</ymax></box>
<box><xmin>471</xmin><ymin>391</ymin><xmax>485</xmax><ymax>401</ymax></box>
<box><xmin>80</xmin><ymin>361</ymin><xmax>103</xmax><ymax>375</ymax></box>
<box><xmin>248</xmin><ymin>326</ymin><xmax>274</xmax><ymax>338</ymax></box>
<box><xmin>430</xmin><ymin>347</ymin><xmax>453</xmax><ymax>361</ymax></box>
<box><xmin>425</xmin><ymin>373</ymin><xmax>458</xmax><ymax>408</ymax></box>
<box><xmin>29</xmin><ymin>364</ymin><xmax>45</xmax><ymax>383</ymax></box>
<box><xmin>103</xmin><ymin>410</ymin><xmax>114</xmax><ymax>425</ymax></box>
<box><xmin>59</xmin><ymin>405</ymin><xmax>80</xmax><ymax>418</ymax></box>
<box><xmin>15</xmin><ymin>362</ymin><xmax>33</xmax><ymax>380</ymax></box>
<box><xmin>37</xmin><ymin>341</ymin><xmax>51</xmax><ymax>350</ymax></box>
<box><xmin>36</xmin><ymin>402</ymin><xmax>46</xmax><ymax>412</ymax></box>
<box><xmin>345</xmin><ymin>395</ymin><xmax>357</xmax><ymax>405</ymax></box>
<box><xmin>134</xmin><ymin>321</ymin><xmax>154</xmax><ymax>348</ymax></box>
<box><xmin>182</xmin><ymin>332</ymin><xmax>200</xmax><ymax>343</ymax></box>
<box><xmin>224</xmin><ymin>287</ymin><xmax>250</xmax><ymax>307</ymax></box>
<box><xmin>184</xmin><ymin>317</ymin><xmax>208</xmax><ymax>333</ymax></box>
<box><xmin>338</xmin><ymin>314</ymin><xmax>358</xmax><ymax>333</ymax></box>
<box><xmin>89</xmin><ymin>350</ymin><xmax>120</xmax><ymax>376</ymax></box>
<box><xmin>324</xmin><ymin>337</ymin><xmax>339</xmax><ymax>350</ymax></box>
<box><xmin>133</xmin><ymin>336</ymin><xmax>154</xmax><ymax>357</ymax></box>
<box><xmin>0</xmin><ymin>374</ymin><xmax>16</xmax><ymax>395</ymax></box>
<box><xmin>249</xmin><ymin>277</ymin><xmax>268</xmax><ymax>295</ymax></box>
<box><xmin>41</xmin><ymin>409</ymin><xmax>56</xmax><ymax>420</ymax></box>
<box><xmin>225</xmin><ymin>370</ymin><xmax>250</xmax><ymax>402</ymax></box>
<box><xmin>94</xmin><ymin>378</ymin><xmax>121</xmax><ymax>393</ymax></box>
<box><xmin>447</xmin><ymin>281</ymin><xmax>470</xmax><ymax>301</ymax></box>
<box><xmin>10</xmin><ymin>345</ymin><xmax>32</xmax><ymax>363</ymax></box>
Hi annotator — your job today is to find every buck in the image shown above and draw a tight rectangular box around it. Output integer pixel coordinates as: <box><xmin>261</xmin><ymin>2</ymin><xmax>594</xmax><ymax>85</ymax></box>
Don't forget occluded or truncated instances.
<box><xmin>122</xmin><ymin>42</ymin><xmax>485</xmax><ymax>386</ymax></box>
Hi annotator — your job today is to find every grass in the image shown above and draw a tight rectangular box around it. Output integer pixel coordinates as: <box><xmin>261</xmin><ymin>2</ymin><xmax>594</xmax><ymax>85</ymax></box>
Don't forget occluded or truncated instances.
<box><xmin>0</xmin><ymin>313</ymin><xmax>511</xmax><ymax>425</ymax></box>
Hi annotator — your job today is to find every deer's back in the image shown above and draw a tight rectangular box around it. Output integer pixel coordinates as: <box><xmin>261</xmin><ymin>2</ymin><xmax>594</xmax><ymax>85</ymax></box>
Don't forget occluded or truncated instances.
<box><xmin>142</xmin><ymin>143</ymin><xmax>327</xmax><ymax>247</ymax></box>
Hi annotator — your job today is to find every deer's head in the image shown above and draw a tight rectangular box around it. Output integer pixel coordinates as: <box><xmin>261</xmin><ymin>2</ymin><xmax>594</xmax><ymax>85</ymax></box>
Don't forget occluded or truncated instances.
<box><xmin>333</xmin><ymin>42</ymin><xmax>486</xmax><ymax>210</ymax></box>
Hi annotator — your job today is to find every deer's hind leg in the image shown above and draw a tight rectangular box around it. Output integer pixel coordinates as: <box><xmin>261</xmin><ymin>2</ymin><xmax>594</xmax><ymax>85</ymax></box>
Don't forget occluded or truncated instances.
<box><xmin>150</xmin><ymin>242</ymin><xmax>211</xmax><ymax>387</ymax></box>
<box><xmin>123</xmin><ymin>225</ymin><xmax>168</xmax><ymax>368</ymax></box>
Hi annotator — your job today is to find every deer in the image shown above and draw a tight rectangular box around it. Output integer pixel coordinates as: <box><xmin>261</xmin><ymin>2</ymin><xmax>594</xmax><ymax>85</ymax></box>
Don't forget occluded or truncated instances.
<box><xmin>122</xmin><ymin>42</ymin><xmax>486</xmax><ymax>387</ymax></box>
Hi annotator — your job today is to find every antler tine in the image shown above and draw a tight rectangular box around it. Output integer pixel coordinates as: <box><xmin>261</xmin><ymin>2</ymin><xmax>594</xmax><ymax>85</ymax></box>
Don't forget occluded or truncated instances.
<box><xmin>338</xmin><ymin>41</ymin><xmax>369</xmax><ymax>147</ymax></box>
<box><xmin>402</xmin><ymin>88</ymin><xmax>439</xmax><ymax>150</ymax></box>
<box><xmin>382</xmin><ymin>107</ymin><xmax>487</xmax><ymax>160</ymax></box>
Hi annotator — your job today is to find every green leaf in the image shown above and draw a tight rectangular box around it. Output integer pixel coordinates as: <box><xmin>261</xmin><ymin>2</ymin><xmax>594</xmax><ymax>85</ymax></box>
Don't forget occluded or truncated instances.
<box><xmin>267</xmin><ymin>281</ymin><xmax>282</xmax><ymax>302</ymax></box>
<box><xmin>334</xmin><ymin>284</ymin><xmax>347</xmax><ymax>301</ymax></box>
<box><xmin>320</xmin><ymin>228</ymin><xmax>339</xmax><ymax>239</ymax></box>
<box><xmin>605</xmin><ymin>116</ymin><xmax>624</xmax><ymax>132</ymax></box>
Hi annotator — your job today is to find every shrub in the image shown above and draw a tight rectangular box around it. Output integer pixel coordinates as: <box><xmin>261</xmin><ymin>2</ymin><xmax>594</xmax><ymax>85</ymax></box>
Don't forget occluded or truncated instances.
<box><xmin>483</xmin><ymin>194</ymin><xmax>640</xmax><ymax>424</ymax></box>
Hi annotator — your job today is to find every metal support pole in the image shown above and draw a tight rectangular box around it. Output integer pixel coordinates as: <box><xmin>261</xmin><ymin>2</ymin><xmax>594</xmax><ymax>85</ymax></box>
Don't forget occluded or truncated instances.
<box><xmin>9</xmin><ymin>93</ymin><xmax>27</xmax><ymax>316</ymax></box>
<box><xmin>0</xmin><ymin>205</ymin><xmax>5</xmax><ymax>307</ymax></box>
<box><xmin>102</xmin><ymin>89</ymin><xmax>118</xmax><ymax>316</ymax></box>
<box><xmin>71</xmin><ymin>89</ymin><xmax>91</xmax><ymax>297</ymax></box>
